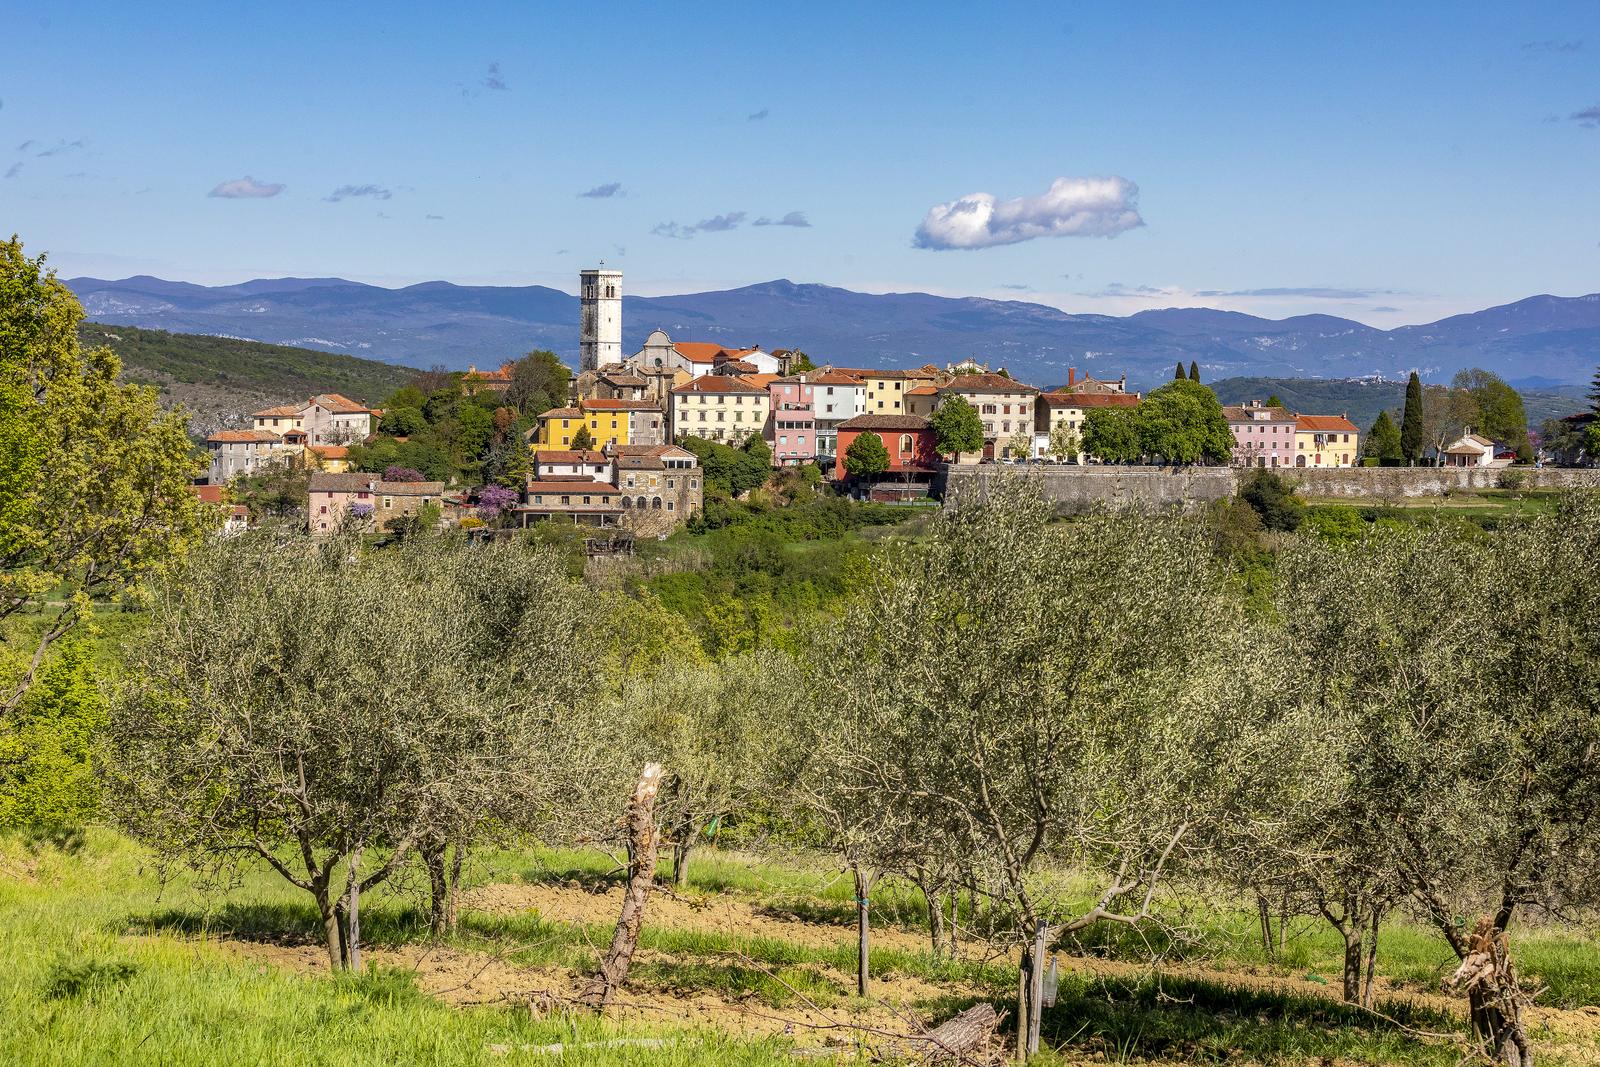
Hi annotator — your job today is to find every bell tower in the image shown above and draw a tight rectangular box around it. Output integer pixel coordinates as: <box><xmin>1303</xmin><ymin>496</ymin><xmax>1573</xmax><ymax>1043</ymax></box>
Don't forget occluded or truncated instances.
<box><xmin>579</xmin><ymin>265</ymin><xmax>623</xmax><ymax>372</ymax></box>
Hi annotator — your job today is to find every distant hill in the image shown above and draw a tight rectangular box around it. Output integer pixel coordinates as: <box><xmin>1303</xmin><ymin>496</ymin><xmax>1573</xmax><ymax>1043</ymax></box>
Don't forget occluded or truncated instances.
<box><xmin>65</xmin><ymin>275</ymin><xmax>1600</xmax><ymax>388</ymax></box>
<box><xmin>1211</xmin><ymin>375</ymin><xmax>1589</xmax><ymax>432</ymax></box>
<box><xmin>79</xmin><ymin>322</ymin><xmax>412</xmax><ymax>435</ymax></box>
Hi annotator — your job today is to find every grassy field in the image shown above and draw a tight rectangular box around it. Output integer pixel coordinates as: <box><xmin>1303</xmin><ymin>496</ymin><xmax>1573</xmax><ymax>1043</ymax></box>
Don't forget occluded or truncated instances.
<box><xmin>8</xmin><ymin>832</ymin><xmax>1599</xmax><ymax>1065</ymax></box>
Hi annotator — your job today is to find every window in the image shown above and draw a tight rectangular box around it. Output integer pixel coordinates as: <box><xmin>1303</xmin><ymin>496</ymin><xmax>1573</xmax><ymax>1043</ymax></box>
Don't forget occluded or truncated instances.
<box><xmin>583</xmin><ymin>496</ymin><xmax>592</xmax><ymax>504</ymax></box>
<box><xmin>319</xmin><ymin>505</ymin><xmax>327</xmax><ymax>514</ymax></box>
<box><xmin>667</xmin><ymin>501</ymin><xmax>674</xmax><ymax>511</ymax></box>
<box><xmin>899</xmin><ymin>434</ymin><xmax>913</xmax><ymax>453</ymax></box>
<box><xmin>561</xmin><ymin>495</ymin><xmax>571</xmax><ymax>505</ymax></box>
<box><xmin>383</xmin><ymin>497</ymin><xmax>393</xmax><ymax>508</ymax></box>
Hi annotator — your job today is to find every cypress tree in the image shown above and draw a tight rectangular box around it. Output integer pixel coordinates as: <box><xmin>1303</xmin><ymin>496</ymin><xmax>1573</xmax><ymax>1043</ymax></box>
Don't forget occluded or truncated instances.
<box><xmin>1400</xmin><ymin>371</ymin><xmax>1424</xmax><ymax>465</ymax></box>
<box><xmin>1188</xmin><ymin>361</ymin><xmax>1200</xmax><ymax>382</ymax></box>
<box><xmin>1589</xmin><ymin>364</ymin><xmax>1600</xmax><ymax>414</ymax></box>
<box><xmin>1174</xmin><ymin>361</ymin><xmax>1186</xmax><ymax>381</ymax></box>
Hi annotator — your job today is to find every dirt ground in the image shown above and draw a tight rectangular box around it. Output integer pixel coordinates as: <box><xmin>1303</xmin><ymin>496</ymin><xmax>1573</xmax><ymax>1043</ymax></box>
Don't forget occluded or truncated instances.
<box><xmin>163</xmin><ymin>878</ymin><xmax>1600</xmax><ymax>1062</ymax></box>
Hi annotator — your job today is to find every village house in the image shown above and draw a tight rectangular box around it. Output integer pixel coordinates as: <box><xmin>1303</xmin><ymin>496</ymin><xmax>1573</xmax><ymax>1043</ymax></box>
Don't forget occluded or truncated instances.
<box><xmin>1036</xmin><ymin>389</ymin><xmax>1141</xmax><ymax>459</ymax></box>
<box><xmin>307</xmin><ymin>472</ymin><xmax>446</xmax><ymax>535</ymax></box>
<box><xmin>513</xmin><ymin>476</ymin><xmax>624</xmax><ymax>528</ymax></box>
<box><xmin>534</xmin><ymin>449</ymin><xmax>612</xmax><ymax>482</ymax></box>
<box><xmin>1294</xmin><ymin>414</ymin><xmax>1360</xmax><ymax>467</ymax></box>
<box><xmin>532</xmin><ymin>399</ymin><xmax>648</xmax><ymax>451</ymax></box>
<box><xmin>304</xmin><ymin>444</ymin><xmax>354</xmax><ymax>473</ymax></box>
<box><xmin>670</xmin><ymin>375</ymin><xmax>770</xmax><ymax>444</ymax></box>
<box><xmin>190</xmin><ymin>484</ymin><xmax>250</xmax><ymax>535</ymax></box>
<box><xmin>573</xmin><ymin>366</ymin><xmax>652</xmax><ymax>402</ymax></box>
<box><xmin>937</xmin><ymin>373</ymin><xmax>1040</xmax><ymax>459</ymax></box>
<box><xmin>614</xmin><ymin>444</ymin><xmax>703</xmax><ymax>533</ymax></box>
<box><xmin>252</xmin><ymin>394</ymin><xmax>376</xmax><ymax>447</ymax></box>
<box><xmin>584</xmin><ymin>397</ymin><xmax>667</xmax><ymax>446</ymax></box>
<box><xmin>205</xmin><ymin>429</ymin><xmax>301</xmax><ymax>484</ymax></box>
<box><xmin>1224</xmin><ymin>400</ymin><xmax>1299</xmax><ymax>468</ymax></box>
<box><xmin>461</xmin><ymin>363</ymin><xmax>514</xmax><ymax>396</ymax></box>
<box><xmin>833</xmin><ymin>414</ymin><xmax>940</xmax><ymax>486</ymax></box>
<box><xmin>808</xmin><ymin>371</ymin><xmax>868</xmax><ymax>458</ymax></box>
<box><xmin>766</xmin><ymin>375</ymin><xmax>819</xmax><ymax>465</ymax></box>
<box><xmin>1440</xmin><ymin>430</ymin><xmax>1501</xmax><ymax>468</ymax></box>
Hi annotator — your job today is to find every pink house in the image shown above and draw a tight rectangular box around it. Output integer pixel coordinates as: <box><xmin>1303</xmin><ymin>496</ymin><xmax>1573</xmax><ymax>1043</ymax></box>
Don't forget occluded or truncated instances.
<box><xmin>1223</xmin><ymin>400</ymin><xmax>1299</xmax><ymax>468</ymax></box>
<box><xmin>767</xmin><ymin>375</ymin><xmax>819</xmax><ymax>465</ymax></box>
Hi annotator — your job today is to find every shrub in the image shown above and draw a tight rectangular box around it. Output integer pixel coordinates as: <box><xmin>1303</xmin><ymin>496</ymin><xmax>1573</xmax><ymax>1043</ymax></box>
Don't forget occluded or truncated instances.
<box><xmin>1239</xmin><ymin>470</ymin><xmax>1306</xmax><ymax>532</ymax></box>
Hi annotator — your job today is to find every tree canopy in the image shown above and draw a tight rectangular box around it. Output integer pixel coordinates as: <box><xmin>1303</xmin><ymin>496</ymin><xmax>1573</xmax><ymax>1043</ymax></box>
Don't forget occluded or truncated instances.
<box><xmin>930</xmin><ymin>395</ymin><xmax>985</xmax><ymax>456</ymax></box>
<box><xmin>0</xmin><ymin>236</ymin><xmax>210</xmax><ymax>712</ymax></box>
<box><xmin>843</xmin><ymin>431</ymin><xmax>890</xmax><ymax>478</ymax></box>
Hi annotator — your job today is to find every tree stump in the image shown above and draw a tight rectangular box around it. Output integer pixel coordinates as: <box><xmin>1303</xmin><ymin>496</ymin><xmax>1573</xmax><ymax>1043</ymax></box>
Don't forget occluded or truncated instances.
<box><xmin>896</xmin><ymin>1002</ymin><xmax>1000</xmax><ymax>1063</ymax></box>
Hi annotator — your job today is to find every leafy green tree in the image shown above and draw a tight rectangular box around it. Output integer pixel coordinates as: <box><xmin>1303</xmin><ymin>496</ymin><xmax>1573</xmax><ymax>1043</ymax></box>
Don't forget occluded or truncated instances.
<box><xmin>843</xmin><ymin>431</ymin><xmax>890</xmax><ymax>478</ymax></box>
<box><xmin>570</xmin><ymin>423</ymin><xmax>596</xmax><ymax>451</ymax></box>
<box><xmin>1239</xmin><ymin>469</ymin><xmax>1305</xmax><ymax>532</ymax></box>
<box><xmin>379</xmin><ymin>405</ymin><xmax>427</xmax><ymax>436</ymax></box>
<box><xmin>1265</xmin><ymin>394</ymin><xmax>1285</xmax><ymax>408</ymax></box>
<box><xmin>741</xmin><ymin>433</ymin><xmax>772</xmax><ymax>470</ymax></box>
<box><xmin>930</xmin><ymin>395</ymin><xmax>985</xmax><ymax>456</ymax></box>
<box><xmin>1004</xmin><ymin>427</ymin><xmax>1034</xmax><ymax>460</ymax></box>
<box><xmin>1135</xmin><ymin>379</ymin><xmax>1236</xmax><ymax>464</ymax></box>
<box><xmin>383</xmin><ymin>384</ymin><xmax>428</xmax><ymax>412</ymax></box>
<box><xmin>1188</xmin><ymin>361</ymin><xmax>1200</xmax><ymax>382</ymax></box>
<box><xmin>1081</xmin><ymin>407</ymin><xmax>1140</xmax><ymax>463</ymax></box>
<box><xmin>1174</xmin><ymin>361</ymin><xmax>1186</xmax><ymax>381</ymax></box>
<box><xmin>1</xmin><ymin>236</ymin><xmax>210</xmax><ymax>712</ymax></box>
<box><xmin>505</xmin><ymin>350</ymin><xmax>572</xmax><ymax>416</ymax></box>
<box><xmin>0</xmin><ymin>639</ymin><xmax>104</xmax><ymax>831</ymax></box>
<box><xmin>1363</xmin><ymin>410</ymin><xmax>1403</xmax><ymax>465</ymax></box>
<box><xmin>1400</xmin><ymin>371</ymin><xmax>1424</xmax><ymax>464</ymax></box>
<box><xmin>1046</xmin><ymin>421</ymin><xmax>1079</xmax><ymax>463</ymax></box>
<box><xmin>1451</xmin><ymin>368</ymin><xmax>1529</xmax><ymax>454</ymax></box>
<box><xmin>787</xmin><ymin>351</ymin><xmax>817</xmax><ymax>373</ymax></box>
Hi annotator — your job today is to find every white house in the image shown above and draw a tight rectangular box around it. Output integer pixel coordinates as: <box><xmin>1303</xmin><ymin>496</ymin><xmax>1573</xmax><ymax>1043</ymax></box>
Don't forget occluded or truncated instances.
<box><xmin>1440</xmin><ymin>431</ymin><xmax>1499</xmax><ymax>468</ymax></box>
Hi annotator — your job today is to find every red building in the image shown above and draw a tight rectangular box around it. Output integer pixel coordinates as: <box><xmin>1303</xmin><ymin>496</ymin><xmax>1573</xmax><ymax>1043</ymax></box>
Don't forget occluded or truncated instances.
<box><xmin>833</xmin><ymin>414</ymin><xmax>939</xmax><ymax>482</ymax></box>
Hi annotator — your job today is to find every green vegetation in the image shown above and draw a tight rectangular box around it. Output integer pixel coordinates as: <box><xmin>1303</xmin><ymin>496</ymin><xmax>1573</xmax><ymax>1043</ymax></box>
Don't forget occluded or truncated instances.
<box><xmin>929</xmin><ymin>394</ymin><xmax>984</xmax><ymax>455</ymax></box>
<box><xmin>1083</xmin><ymin>378</ymin><xmax>1234</xmax><ymax>464</ymax></box>
<box><xmin>79</xmin><ymin>322</ymin><xmax>411</xmax><ymax>414</ymax></box>
<box><xmin>1363</xmin><ymin>409</ymin><xmax>1403</xmax><ymax>464</ymax></box>
<box><xmin>842</xmin><ymin>430</ymin><xmax>889</xmax><ymax>478</ymax></box>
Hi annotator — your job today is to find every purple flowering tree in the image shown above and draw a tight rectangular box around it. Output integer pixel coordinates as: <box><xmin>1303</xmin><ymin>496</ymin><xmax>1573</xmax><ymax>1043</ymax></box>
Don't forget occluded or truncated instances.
<box><xmin>476</xmin><ymin>484</ymin><xmax>520</xmax><ymax>524</ymax></box>
<box><xmin>384</xmin><ymin>465</ymin><xmax>424</xmax><ymax>483</ymax></box>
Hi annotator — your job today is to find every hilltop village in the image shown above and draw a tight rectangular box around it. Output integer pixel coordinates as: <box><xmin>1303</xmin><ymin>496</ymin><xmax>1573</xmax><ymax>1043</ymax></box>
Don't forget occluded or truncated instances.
<box><xmin>199</xmin><ymin>267</ymin><xmax>1530</xmax><ymax>537</ymax></box>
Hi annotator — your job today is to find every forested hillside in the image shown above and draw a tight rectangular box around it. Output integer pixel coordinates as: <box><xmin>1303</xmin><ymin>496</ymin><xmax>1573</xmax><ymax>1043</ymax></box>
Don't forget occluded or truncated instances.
<box><xmin>77</xmin><ymin>322</ymin><xmax>413</xmax><ymax>434</ymax></box>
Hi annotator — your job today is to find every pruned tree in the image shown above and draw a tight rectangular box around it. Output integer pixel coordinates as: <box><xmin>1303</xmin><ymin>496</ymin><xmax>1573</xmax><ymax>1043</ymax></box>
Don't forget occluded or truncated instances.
<box><xmin>1046</xmin><ymin>421</ymin><xmax>1080</xmax><ymax>464</ymax></box>
<box><xmin>108</xmin><ymin>532</ymin><xmax>610</xmax><ymax>969</ymax></box>
<box><xmin>808</xmin><ymin>479</ymin><xmax>1246</xmax><ymax>1053</ymax></box>
<box><xmin>622</xmin><ymin>651</ymin><xmax>797</xmax><ymax>888</ymax></box>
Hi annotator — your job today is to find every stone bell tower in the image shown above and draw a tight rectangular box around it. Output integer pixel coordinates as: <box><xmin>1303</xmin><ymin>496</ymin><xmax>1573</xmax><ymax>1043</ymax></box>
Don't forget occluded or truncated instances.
<box><xmin>579</xmin><ymin>265</ymin><xmax>622</xmax><ymax>372</ymax></box>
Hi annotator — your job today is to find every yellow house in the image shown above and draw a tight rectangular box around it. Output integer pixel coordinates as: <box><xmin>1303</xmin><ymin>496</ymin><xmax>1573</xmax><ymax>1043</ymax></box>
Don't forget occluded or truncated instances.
<box><xmin>1293</xmin><ymin>414</ymin><xmax>1360</xmax><ymax>468</ymax></box>
<box><xmin>534</xmin><ymin>402</ymin><xmax>633</xmax><ymax>452</ymax></box>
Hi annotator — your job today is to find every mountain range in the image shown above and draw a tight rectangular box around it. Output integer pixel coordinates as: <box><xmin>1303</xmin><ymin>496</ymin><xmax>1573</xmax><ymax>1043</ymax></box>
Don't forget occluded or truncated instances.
<box><xmin>66</xmin><ymin>275</ymin><xmax>1600</xmax><ymax>389</ymax></box>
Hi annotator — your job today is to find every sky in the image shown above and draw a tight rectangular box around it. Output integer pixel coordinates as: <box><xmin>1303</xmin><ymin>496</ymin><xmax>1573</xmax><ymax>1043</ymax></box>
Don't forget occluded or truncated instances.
<box><xmin>3</xmin><ymin>1</ymin><xmax>1598</xmax><ymax>327</ymax></box>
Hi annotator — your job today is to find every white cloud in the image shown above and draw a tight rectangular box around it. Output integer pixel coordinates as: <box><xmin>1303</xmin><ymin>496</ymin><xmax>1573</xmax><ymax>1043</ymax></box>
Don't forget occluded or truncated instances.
<box><xmin>753</xmin><ymin>211</ymin><xmax>810</xmax><ymax>227</ymax></box>
<box><xmin>915</xmin><ymin>176</ymin><xmax>1143</xmax><ymax>250</ymax></box>
<box><xmin>208</xmin><ymin>176</ymin><xmax>285</xmax><ymax>199</ymax></box>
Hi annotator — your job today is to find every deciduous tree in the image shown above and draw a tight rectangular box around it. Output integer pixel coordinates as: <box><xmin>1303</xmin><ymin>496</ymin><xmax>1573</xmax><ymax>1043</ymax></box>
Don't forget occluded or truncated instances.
<box><xmin>931</xmin><ymin>395</ymin><xmax>985</xmax><ymax>456</ymax></box>
<box><xmin>0</xmin><ymin>237</ymin><xmax>210</xmax><ymax>713</ymax></box>
<box><xmin>843</xmin><ymin>431</ymin><xmax>890</xmax><ymax>479</ymax></box>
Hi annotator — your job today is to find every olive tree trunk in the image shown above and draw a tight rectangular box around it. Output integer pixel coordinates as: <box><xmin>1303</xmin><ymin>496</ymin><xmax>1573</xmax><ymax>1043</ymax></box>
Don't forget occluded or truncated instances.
<box><xmin>584</xmin><ymin>763</ymin><xmax>664</xmax><ymax>1009</ymax></box>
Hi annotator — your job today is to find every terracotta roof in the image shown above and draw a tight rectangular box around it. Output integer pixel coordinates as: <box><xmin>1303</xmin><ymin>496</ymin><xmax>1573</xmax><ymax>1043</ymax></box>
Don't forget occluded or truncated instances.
<box><xmin>281</xmin><ymin>428</ymin><xmax>308</xmax><ymax>440</ymax></box>
<box><xmin>307</xmin><ymin>445</ymin><xmax>350</xmax><ymax>458</ymax></box>
<box><xmin>582</xmin><ymin>398</ymin><xmax>662</xmax><ymax>411</ymax></box>
<box><xmin>807</xmin><ymin>371</ymin><xmax>865</xmax><ymax>386</ymax></box>
<box><xmin>1296</xmin><ymin>414</ymin><xmax>1359</xmax><ymax>433</ymax></box>
<box><xmin>1042</xmin><ymin>392</ymin><xmax>1140</xmax><ymax>409</ymax></box>
<box><xmin>940</xmin><ymin>373</ymin><xmax>1038</xmax><ymax>394</ymax></box>
<box><xmin>599</xmin><ymin>372</ymin><xmax>648</xmax><ymax>386</ymax></box>
<box><xmin>741</xmin><ymin>373</ymin><xmax>781</xmax><ymax>390</ymax></box>
<box><xmin>383</xmin><ymin>480</ymin><xmax>445</xmax><ymax>496</ymax></box>
<box><xmin>208</xmin><ymin>429</ymin><xmax>283</xmax><ymax>443</ymax></box>
<box><xmin>312</xmin><ymin>393</ymin><xmax>373</xmax><ymax>414</ymax></box>
<box><xmin>612</xmin><ymin>443</ymin><xmax>696</xmax><ymax>460</ymax></box>
<box><xmin>719</xmin><ymin>359</ymin><xmax>757</xmax><ymax>374</ymax></box>
<box><xmin>463</xmin><ymin>362</ymin><xmax>514</xmax><ymax>382</ymax></box>
<box><xmin>906</xmin><ymin>384</ymin><xmax>939</xmax><ymax>396</ymax></box>
<box><xmin>839</xmin><ymin>414</ymin><xmax>934</xmax><ymax>431</ymax></box>
<box><xmin>539</xmin><ymin>406</ymin><xmax>586</xmax><ymax>419</ymax></box>
<box><xmin>251</xmin><ymin>404</ymin><xmax>303</xmax><ymax>418</ymax></box>
<box><xmin>672</xmin><ymin>342</ymin><xmax>729</xmax><ymax>363</ymax></box>
<box><xmin>535</xmin><ymin>450</ymin><xmax>610</xmax><ymax>464</ymax></box>
<box><xmin>525</xmin><ymin>478</ymin><xmax>623</xmax><ymax>495</ymax></box>
<box><xmin>309</xmin><ymin>472</ymin><xmax>379</xmax><ymax>492</ymax></box>
<box><xmin>671</xmin><ymin>375</ymin><xmax>766</xmax><ymax>395</ymax></box>
<box><xmin>191</xmin><ymin>484</ymin><xmax>227</xmax><ymax>504</ymax></box>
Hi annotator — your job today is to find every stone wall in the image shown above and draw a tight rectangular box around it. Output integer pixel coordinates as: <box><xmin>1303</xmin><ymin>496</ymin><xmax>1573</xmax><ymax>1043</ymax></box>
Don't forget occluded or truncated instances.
<box><xmin>940</xmin><ymin>463</ymin><xmax>1600</xmax><ymax>510</ymax></box>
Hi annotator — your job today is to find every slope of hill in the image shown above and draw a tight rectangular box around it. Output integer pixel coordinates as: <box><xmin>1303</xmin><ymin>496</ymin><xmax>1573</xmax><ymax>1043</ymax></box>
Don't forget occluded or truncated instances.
<box><xmin>1211</xmin><ymin>376</ymin><xmax>1589</xmax><ymax>432</ymax></box>
<box><xmin>79</xmin><ymin>322</ymin><xmax>412</xmax><ymax>435</ymax></box>
<box><xmin>66</xmin><ymin>275</ymin><xmax>1600</xmax><ymax>388</ymax></box>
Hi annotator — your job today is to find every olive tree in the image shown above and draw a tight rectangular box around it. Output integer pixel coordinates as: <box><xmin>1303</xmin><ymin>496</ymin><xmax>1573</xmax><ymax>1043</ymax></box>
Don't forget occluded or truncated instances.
<box><xmin>109</xmin><ymin>532</ymin><xmax>608</xmax><ymax>968</ymax></box>
<box><xmin>808</xmin><ymin>479</ymin><xmax>1247</xmax><ymax>1052</ymax></box>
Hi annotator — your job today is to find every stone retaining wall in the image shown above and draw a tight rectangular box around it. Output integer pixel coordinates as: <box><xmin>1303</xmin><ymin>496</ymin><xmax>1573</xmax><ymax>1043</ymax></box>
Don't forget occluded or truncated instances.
<box><xmin>940</xmin><ymin>464</ymin><xmax>1600</xmax><ymax>510</ymax></box>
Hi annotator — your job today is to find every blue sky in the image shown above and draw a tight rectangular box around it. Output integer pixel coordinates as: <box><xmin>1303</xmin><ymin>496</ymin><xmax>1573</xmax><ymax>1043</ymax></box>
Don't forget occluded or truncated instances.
<box><xmin>3</xmin><ymin>1</ymin><xmax>1597</xmax><ymax>326</ymax></box>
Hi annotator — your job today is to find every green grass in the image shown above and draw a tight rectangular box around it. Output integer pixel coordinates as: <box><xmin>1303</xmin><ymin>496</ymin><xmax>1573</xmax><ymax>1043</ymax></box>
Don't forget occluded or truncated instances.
<box><xmin>0</xmin><ymin>832</ymin><xmax>807</xmax><ymax>1066</ymax></box>
<box><xmin>10</xmin><ymin>832</ymin><xmax>1600</xmax><ymax>1064</ymax></box>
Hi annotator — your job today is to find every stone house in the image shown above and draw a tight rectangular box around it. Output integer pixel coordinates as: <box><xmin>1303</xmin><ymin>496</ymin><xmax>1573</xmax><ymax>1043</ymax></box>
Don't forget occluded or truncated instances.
<box><xmin>307</xmin><ymin>472</ymin><xmax>445</xmax><ymax>535</ymax></box>
<box><xmin>613</xmin><ymin>444</ymin><xmax>704</xmax><ymax>534</ymax></box>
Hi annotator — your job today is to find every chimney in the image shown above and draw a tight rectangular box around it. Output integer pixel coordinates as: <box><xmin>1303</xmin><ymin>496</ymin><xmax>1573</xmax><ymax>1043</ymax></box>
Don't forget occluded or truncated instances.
<box><xmin>1067</xmin><ymin>367</ymin><xmax>1078</xmax><ymax>388</ymax></box>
